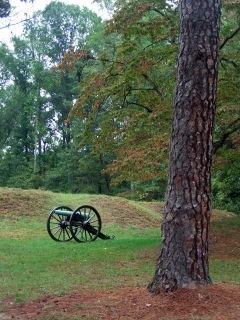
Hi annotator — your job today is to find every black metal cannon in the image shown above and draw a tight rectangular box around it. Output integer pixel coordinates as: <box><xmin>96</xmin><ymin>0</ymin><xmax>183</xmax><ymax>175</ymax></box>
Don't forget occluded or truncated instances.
<box><xmin>47</xmin><ymin>205</ymin><xmax>113</xmax><ymax>243</ymax></box>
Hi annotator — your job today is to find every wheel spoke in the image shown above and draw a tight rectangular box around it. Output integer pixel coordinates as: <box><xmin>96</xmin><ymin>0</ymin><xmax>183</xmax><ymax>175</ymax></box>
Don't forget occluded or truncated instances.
<box><xmin>57</xmin><ymin>228</ymin><xmax>63</xmax><ymax>240</ymax></box>
<box><xmin>88</xmin><ymin>213</ymin><xmax>96</xmax><ymax>222</ymax></box>
<box><xmin>65</xmin><ymin>227</ymin><xmax>71</xmax><ymax>239</ymax></box>
<box><xmin>52</xmin><ymin>227</ymin><xmax>61</xmax><ymax>238</ymax></box>
<box><xmin>52</xmin><ymin>227</ymin><xmax>61</xmax><ymax>236</ymax></box>
<box><xmin>88</xmin><ymin>219</ymin><xmax>99</xmax><ymax>225</ymax></box>
<box><xmin>87</xmin><ymin>230</ymin><xmax>93</xmax><ymax>240</ymax></box>
<box><xmin>52</xmin><ymin>215</ymin><xmax>62</xmax><ymax>223</ymax></box>
<box><xmin>50</xmin><ymin>221</ymin><xmax>61</xmax><ymax>226</ymax></box>
<box><xmin>50</xmin><ymin>225</ymin><xmax>61</xmax><ymax>231</ymax></box>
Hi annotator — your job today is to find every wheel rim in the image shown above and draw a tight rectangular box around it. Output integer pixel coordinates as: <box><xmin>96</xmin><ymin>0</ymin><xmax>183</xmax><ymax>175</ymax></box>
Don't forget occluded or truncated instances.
<box><xmin>69</xmin><ymin>205</ymin><xmax>102</xmax><ymax>243</ymax></box>
<box><xmin>47</xmin><ymin>206</ymin><xmax>73</xmax><ymax>242</ymax></box>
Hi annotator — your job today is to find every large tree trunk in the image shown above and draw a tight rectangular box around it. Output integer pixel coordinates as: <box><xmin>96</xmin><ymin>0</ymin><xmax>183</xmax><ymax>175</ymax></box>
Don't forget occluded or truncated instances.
<box><xmin>148</xmin><ymin>0</ymin><xmax>221</xmax><ymax>293</ymax></box>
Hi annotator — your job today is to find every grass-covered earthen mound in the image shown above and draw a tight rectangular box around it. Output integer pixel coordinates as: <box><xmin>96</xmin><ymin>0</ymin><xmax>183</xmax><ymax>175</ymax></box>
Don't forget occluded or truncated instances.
<box><xmin>0</xmin><ymin>187</ymin><xmax>164</xmax><ymax>228</ymax></box>
<box><xmin>0</xmin><ymin>187</ymin><xmax>233</xmax><ymax>226</ymax></box>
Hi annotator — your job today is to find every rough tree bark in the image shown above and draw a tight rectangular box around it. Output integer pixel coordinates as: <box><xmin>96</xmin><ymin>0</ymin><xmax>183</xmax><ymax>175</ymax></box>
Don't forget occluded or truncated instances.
<box><xmin>148</xmin><ymin>0</ymin><xmax>221</xmax><ymax>293</ymax></box>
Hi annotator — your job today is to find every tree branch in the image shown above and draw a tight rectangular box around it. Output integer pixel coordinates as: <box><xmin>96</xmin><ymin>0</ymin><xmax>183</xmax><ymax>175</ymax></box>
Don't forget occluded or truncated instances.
<box><xmin>142</xmin><ymin>73</ymin><xmax>163</xmax><ymax>98</ymax></box>
<box><xmin>220</xmin><ymin>58</ymin><xmax>240</xmax><ymax>73</ymax></box>
<box><xmin>213</xmin><ymin>117</ymin><xmax>240</xmax><ymax>153</ymax></box>
<box><xmin>127</xmin><ymin>101</ymin><xmax>153</xmax><ymax>113</ymax></box>
<box><xmin>220</xmin><ymin>26</ymin><xmax>240</xmax><ymax>50</ymax></box>
<box><xmin>0</xmin><ymin>18</ymin><xmax>32</xmax><ymax>30</ymax></box>
<box><xmin>152</xmin><ymin>8</ymin><xmax>165</xmax><ymax>18</ymax></box>
<box><xmin>130</xmin><ymin>87</ymin><xmax>161</xmax><ymax>91</ymax></box>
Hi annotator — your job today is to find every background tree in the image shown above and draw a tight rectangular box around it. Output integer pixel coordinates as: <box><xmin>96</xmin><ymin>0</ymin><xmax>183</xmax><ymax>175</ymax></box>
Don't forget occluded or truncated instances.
<box><xmin>211</xmin><ymin>2</ymin><xmax>240</xmax><ymax>213</ymax></box>
<box><xmin>0</xmin><ymin>0</ymin><xmax>11</xmax><ymax>18</ymax></box>
<box><xmin>56</xmin><ymin>0</ymin><xmax>178</xmax><ymax>194</ymax></box>
<box><xmin>148</xmin><ymin>0</ymin><xmax>221</xmax><ymax>292</ymax></box>
<box><xmin>0</xmin><ymin>2</ymin><xmax>113</xmax><ymax>193</ymax></box>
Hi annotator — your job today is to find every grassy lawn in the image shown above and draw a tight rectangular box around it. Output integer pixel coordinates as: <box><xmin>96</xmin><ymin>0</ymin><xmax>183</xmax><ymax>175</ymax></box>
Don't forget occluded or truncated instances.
<box><xmin>0</xmin><ymin>187</ymin><xmax>239</xmax><ymax>304</ymax></box>
<box><xmin>0</xmin><ymin>228</ymin><xmax>161</xmax><ymax>302</ymax></box>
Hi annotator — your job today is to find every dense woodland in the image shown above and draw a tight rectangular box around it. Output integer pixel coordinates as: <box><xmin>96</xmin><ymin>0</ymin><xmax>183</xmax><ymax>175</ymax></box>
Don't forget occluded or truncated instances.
<box><xmin>0</xmin><ymin>0</ymin><xmax>239</xmax><ymax>212</ymax></box>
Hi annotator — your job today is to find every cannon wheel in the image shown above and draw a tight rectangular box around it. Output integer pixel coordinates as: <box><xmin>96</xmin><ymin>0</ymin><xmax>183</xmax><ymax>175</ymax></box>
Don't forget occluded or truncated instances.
<box><xmin>47</xmin><ymin>206</ymin><xmax>74</xmax><ymax>242</ymax></box>
<box><xmin>69</xmin><ymin>205</ymin><xmax>102</xmax><ymax>243</ymax></box>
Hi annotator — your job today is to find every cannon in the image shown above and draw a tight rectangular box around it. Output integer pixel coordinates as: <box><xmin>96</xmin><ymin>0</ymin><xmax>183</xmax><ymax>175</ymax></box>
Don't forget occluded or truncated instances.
<box><xmin>47</xmin><ymin>205</ymin><xmax>113</xmax><ymax>243</ymax></box>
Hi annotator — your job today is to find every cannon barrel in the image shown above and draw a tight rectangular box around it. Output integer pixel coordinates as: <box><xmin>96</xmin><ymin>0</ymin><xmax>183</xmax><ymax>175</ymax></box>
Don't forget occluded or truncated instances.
<box><xmin>53</xmin><ymin>209</ymin><xmax>90</xmax><ymax>219</ymax></box>
<box><xmin>53</xmin><ymin>209</ymin><xmax>72</xmax><ymax>217</ymax></box>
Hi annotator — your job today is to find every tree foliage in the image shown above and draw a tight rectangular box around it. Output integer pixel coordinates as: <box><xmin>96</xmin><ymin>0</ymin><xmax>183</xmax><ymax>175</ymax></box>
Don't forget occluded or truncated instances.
<box><xmin>54</xmin><ymin>0</ymin><xmax>240</xmax><ymax>209</ymax></box>
<box><xmin>55</xmin><ymin>0</ymin><xmax>179</xmax><ymax>184</ymax></box>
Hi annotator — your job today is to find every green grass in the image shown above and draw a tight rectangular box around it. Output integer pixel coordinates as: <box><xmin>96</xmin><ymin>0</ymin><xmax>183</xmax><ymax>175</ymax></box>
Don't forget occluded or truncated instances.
<box><xmin>0</xmin><ymin>223</ymin><xmax>161</xmax><ymax>301</ymax></box>
<box><xmin>210</xmin><ymin>260</ymin><xmax>240</xmax><ymax>284</ymax></box>
<box><xmin>211</xmin><ymin>215</ymin><xmax>240</xmax><ymax>233</ymax></box>
<box><xmin>0</xmin><ymin>188</ymin><xmax>239</xmax><ymax>303</ymax></box>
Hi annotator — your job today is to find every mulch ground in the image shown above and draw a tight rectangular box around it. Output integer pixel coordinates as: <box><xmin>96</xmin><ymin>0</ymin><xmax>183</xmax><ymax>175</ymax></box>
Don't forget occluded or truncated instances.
<box><xmin>1</xmin><ymin>283</ymin><xmax>240</xmax><ymax>319</ymax></box>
